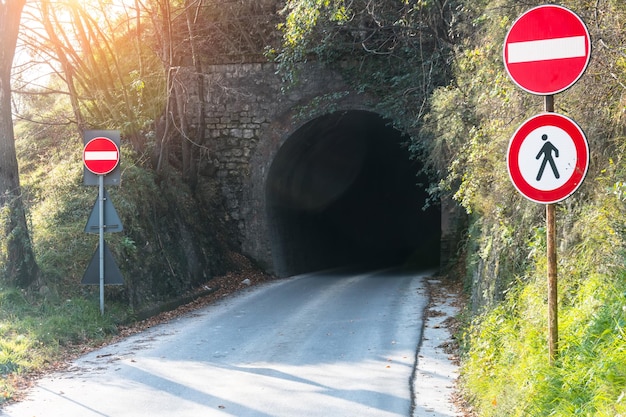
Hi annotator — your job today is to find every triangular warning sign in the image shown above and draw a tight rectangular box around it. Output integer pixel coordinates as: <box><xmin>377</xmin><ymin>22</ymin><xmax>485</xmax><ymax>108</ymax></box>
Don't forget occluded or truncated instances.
<box><xmin>85</xmin><ymin>188</ymin><xmax>123</xmax><ymax>233</ymax></box>
<box><xmin>81</xmin><ymin>242</ymin><xmax>125</xmax><ymax>285</ymax></box>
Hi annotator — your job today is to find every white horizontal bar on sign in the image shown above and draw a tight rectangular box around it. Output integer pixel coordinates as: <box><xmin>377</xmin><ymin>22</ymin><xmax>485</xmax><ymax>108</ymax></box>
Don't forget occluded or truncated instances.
<box><xmin>85</xmin><ymin>151</ymin><xmax>118</xmax><ymax>160</ymax></box>
<box><xmin>507</xmin><ymin>36</ymin><xmax>586</xmax><ymax>63</ymax></box>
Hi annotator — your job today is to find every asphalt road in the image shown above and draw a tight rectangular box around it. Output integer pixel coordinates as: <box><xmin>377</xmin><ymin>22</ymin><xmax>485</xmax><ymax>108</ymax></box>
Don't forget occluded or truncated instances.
<box><xmin>2</xmin><ymin>268</ymin><xmax>432</xmax><ymax>417</ymax></box>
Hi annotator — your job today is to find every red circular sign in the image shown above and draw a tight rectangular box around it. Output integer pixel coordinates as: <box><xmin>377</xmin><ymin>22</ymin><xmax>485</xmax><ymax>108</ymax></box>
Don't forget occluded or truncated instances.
<box><xmin>83</xmin><ymin>137</ymin><xmax>120</xmax><ymax>175</ymax></box>
<box><xmin>503</xmin><ymin>5</ymin><xmax>591</xmax><ymax>95</ymax></box>
<box><xmin>507</xmin><ymin>113</ymin><xmax>589</xmax><ymax>204</ymax></box>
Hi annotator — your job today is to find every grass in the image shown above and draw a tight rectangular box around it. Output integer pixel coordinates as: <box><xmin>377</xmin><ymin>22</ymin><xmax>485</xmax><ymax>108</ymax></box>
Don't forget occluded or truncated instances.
<box><xmin>0</xmin><ymin>288</ymin><xmax>121</xmax><ymax>403</ymax></box>
<box><xmin>460</xmin><ymin>190</ymin><xmax>626</xmax><ymax>416</ymax></box>
<box><xmin>0</xmin><ymin>120</ymin><xmax>125</xmax><ymax>403</ymax></box>
<box><xmin>0</xmin><ymin>103</ymin><xmax>229</xmax><ymax>404</ymax></box>
<box><xmin>462</xmin><ymin>275</ymin><xmax>626</xmax><ymax>416</ymax></box>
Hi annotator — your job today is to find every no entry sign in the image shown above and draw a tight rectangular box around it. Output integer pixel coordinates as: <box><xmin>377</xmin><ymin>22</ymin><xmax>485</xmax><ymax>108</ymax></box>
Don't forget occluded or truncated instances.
<box><xmin>507</xmin><ymin>113</ymin><xmax>589</xmax><ymax>204</ymax></box>
<box><xmin>503</xmin><ymin>5</ymin><xmax>591</xmax><ymax>95</ymax></box>
<box><xmin>83</xmin><ymin>137</ymin><xmax>120</xmax><ymax>175</ymax></box>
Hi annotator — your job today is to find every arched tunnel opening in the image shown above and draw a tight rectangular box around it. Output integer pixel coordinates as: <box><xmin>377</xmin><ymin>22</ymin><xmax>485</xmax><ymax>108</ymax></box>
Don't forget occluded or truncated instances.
<box><xmin>265</xmin><ymin>110</ymin><xmax>440</xmax><ymax>277</ymax></box>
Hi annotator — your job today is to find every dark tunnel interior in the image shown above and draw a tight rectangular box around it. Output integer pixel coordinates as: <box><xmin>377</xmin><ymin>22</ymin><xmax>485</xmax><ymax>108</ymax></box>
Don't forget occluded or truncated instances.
<box><xmin>265</xmin><ymin>110</ymin><xmax>441</xmax><ymax>277</ymax></box>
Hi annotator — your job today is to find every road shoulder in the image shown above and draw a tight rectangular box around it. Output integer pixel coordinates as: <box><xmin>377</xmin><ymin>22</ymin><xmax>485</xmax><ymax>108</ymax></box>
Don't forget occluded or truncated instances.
<box><xmin>412</xmin><ymin>278</ymin><xmax>466</xmax><ymax>417</ymax></box>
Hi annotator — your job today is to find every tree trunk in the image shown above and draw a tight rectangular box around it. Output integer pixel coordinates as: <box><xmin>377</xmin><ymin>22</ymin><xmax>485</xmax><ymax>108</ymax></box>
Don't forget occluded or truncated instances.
<box><xmin>0</xmin><ymin>0</ymin><xmax>39</xmax><ymax>288</ymax></box>
<box><xmin>182</xmin><ymin>0</ymin><xmax>205</xmax><ymax>190</ymax></box>
<box><xmin>39</xmin><ymin>1</ymin><xmax>86</xmax><ymax>131</ymax></box>
<box><xmin>152</xmin><ymin>0</ymin><xmax>174</xmax><ymax>172</ymax></box>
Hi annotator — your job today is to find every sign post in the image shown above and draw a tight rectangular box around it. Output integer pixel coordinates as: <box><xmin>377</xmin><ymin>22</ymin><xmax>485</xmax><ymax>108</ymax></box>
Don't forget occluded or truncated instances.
<box><xmin>507</xmin><ymin>109</ymin><xmax>589</xmax><ymax>364</ymax></box>
<box><xmin>98</xmin><ymin>175</ymin><xmax>105</xmax><ymax>315</ymax></box>
<box><xmin>82</xmin><ymin>134</ymin><xmax>122</xmax><ymax>315</ymax></box>
<box><xmin>545</xmin><ymin>96</ymin><xmax>558</xmax><ymax>364</ymax></box>
<box><xmin>504</xmin><ymin>5</ymin><xmax>591</xmax><ymax>364</ymax></box>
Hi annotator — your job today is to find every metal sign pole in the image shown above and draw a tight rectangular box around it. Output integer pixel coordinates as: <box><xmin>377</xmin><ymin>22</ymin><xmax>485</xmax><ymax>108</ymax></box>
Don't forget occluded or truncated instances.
<box><xmin>99</xmin><ymin>174</ymin><xmax>105</xmax><ymax>315</ymax></box>
<box><xmin>547</xmin><ymin>203</ymin><xmax>557</xmax><ymax>362</ymax></box>
<box><xmin>505</xmin><ymin>4</ymin><xmax>590</xmax><ymax>366</ymax></box>
<box><xmin>545</xmin><ymin>94</ymin><xmax>558</xmax><ymax>363</ymax></box>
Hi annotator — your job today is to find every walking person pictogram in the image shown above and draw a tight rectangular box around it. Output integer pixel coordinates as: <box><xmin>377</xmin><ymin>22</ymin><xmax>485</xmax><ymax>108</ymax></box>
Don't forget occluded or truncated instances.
<box><xmin>536</xmin><ymin>134</ymin><xmax>560</xmax><ymax>181</ymax></box>
<box><xmin>507</xmin><ymin>112</ymin><xmax>589</xmax><ymax>204</ymax></box>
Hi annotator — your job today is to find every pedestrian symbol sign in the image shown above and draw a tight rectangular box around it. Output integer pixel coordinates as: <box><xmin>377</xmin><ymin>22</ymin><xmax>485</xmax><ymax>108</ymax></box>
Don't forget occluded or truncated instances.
<box><xmin>507</xmin><ymin>112</ymin><xmax>589</xmax><ymax>204</ymax></box>
<box><xmin>536</xmin><ymin>134</ymin><xmax>560</xmax><ymax>181</ymax></box>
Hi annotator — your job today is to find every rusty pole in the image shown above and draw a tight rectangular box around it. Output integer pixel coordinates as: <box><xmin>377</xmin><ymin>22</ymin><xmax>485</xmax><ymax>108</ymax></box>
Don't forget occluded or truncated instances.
<box><xmin>544</xmin><ymin>94</ymin><xmax>558</xmax><ymax>364</ymax></box>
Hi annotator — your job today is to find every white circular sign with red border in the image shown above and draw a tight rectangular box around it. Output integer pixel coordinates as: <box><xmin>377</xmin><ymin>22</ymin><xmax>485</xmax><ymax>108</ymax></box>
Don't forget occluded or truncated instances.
<box><xmin>503</xmin><ymin>5</ymin><xmax>591</xmax><ymax>95</ymax></box>
<box><xmin>83</xmin><ymin>137</ymin><xmax>120</xmax><ymax>175</ymax></box>
<box><xmin>507</xmin><ymin>113</ymin><xmax>589</xmax><ymax>204</ymax></box>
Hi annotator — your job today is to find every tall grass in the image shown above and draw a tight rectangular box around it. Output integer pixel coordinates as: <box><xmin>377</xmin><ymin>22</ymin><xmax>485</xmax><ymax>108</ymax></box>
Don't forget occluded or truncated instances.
<box><xmin>460</xmin><ymin>179</ymin><xmax>626</xmax><ymax>416</ymax></box>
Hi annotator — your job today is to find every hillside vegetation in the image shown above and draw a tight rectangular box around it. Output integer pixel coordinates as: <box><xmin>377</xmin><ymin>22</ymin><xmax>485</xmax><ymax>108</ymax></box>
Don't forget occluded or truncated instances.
<box><xmin>0</xmin><ymin>1</ymin><xmax>255</xmax><ymax>400</ymax></box>
<box><xmin>427</xmin><ymin>1</ymin><xmax>626</xmax><ymax>415</ymax></box>
<box><xmin>3</xmin><ymin>0</ymin><xmax>626</xmax><ymax>414</ymax></box>
<box><xmin>275</xmin><ymin>0</ymin><xmax>626</xmax><ymax>415</ymax></box>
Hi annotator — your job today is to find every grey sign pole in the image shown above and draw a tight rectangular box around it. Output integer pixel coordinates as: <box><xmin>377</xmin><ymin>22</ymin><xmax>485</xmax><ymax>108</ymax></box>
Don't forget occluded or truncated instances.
<box><xmin>82</xmin><ymin>130</ymin><xmax>124</xmax><ymax>315</ymax></box>
<box><xmin>99</xmin><ymin>175</ymin><xmax>105</xmax><ymax>315</ymax></box>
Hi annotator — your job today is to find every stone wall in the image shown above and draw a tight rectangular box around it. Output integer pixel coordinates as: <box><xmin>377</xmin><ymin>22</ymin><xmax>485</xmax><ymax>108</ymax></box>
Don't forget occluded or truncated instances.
<box><xmin>198</xmin><ymin>62</ymin><xmax>360</xmax><ymax>271</ymax></box>
<box><xmin>189</xmin><ymin>61</ymin><xmax>464</xmax><ymax>275</ymax></box>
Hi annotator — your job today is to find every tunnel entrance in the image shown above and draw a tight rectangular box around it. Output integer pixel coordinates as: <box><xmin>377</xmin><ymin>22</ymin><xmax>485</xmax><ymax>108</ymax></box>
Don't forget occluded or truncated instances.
<box><xmin>265</xmin><ymin>110</ymin><xmax>440</xmax><ymax>277</ymax></box>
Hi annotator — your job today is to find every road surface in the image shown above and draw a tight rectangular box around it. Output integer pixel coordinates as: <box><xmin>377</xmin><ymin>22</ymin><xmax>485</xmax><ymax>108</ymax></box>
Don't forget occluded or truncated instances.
<box><xmin>2</xmin><ymin>268</ymin><xmax>437</xmax><ymax>417</ymax></box>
